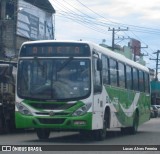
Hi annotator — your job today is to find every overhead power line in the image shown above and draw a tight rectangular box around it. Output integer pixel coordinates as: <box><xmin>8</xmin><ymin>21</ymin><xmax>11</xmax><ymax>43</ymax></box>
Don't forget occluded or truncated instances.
<box><xmin>72</xmin><ymin>0</ymin><xmax>160</xmax><ymax>59</ymax></box>
<box><xmin>51</xmin><ymin>0</ymin><xmax>159</xmax><ymax>63</ymax></box>
<box><xmin>75</xmin><ymin>0</ymin><xmax>160</xmax><ymax>33</ymax></box>
<box><xmin>53</xmin><ymin>0</ymin><xmax>160</xmax><ymax>35</ymax></box>
<box><xmin>53</xmin><ymin>0</ymin><xmax>111</xmax><ymax>34</ymax></box>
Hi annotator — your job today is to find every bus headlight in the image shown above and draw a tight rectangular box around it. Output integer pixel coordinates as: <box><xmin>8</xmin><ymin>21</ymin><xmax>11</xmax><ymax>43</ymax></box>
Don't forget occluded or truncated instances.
<box><xmin>72</xmin><ymin>103</ymin><xmax>91</xmax><ymax>116</ymax></box>
<box><xmin>16</xmin><ymin>103</ymin><xmax>32</xmax><ymax>116</ymax></box>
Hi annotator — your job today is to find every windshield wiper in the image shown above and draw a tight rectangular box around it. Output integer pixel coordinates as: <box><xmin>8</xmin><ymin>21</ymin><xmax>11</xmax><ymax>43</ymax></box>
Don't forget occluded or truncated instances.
<box><xmin>34</xmin><ymin>57</ymin><xmax>46</xmax><ymax>73</ymax></box>
<box><xmin>57</xmin><ymin>57</ymin><xmax>73</xmax><ymax>72</ymax></box>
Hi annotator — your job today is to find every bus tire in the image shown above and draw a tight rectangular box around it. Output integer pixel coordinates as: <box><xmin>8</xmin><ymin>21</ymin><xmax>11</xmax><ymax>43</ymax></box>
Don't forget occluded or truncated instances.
<box><xmin>129</xmin><ymin>111</ymin><xmax>139</xmax><ymax>135</ymax></box>
<box><xmin>93</xmin><ymin>112</ymin><xmax>108</xmax><ymax>141</ymax></box>
<box><xmin>121</xmin><ymin>127</ymin><xmax>127</xmax><ymax>135</ymax></box>
<box><xmin>36</xmin><ymin>128</ymin><xmax>50</xmax><ymax>140</ymax></box>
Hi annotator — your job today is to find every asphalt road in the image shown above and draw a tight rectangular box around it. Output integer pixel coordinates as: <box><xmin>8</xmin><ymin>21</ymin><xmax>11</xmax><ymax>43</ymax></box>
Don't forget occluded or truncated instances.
<box><xmin>0</xmin><ymin>118</ymin><xmax>160</xmax><ymax>154</ymax></box>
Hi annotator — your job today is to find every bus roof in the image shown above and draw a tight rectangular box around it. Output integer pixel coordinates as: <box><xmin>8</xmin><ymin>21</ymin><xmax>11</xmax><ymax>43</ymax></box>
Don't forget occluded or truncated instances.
<box><xmin>21</xmin><ymin>40</ymin><xmax>149</xmax><ymax>73</ymax></box>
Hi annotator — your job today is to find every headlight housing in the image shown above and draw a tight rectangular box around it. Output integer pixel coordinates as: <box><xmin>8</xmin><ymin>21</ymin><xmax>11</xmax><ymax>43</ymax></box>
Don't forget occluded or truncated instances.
<box><xmin>72</xmin><ymin>103</ymin><xmax>91</xmax><ymax>116</ymax></box>
<box><xmin>16</xmin><ymin>102</ymin><xmax>32</xmax><ymax>116</ymax></box>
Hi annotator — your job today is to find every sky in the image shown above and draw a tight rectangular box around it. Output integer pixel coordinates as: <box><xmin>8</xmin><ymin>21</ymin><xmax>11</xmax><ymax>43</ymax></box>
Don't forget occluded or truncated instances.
<box><xmin>49</xmin><ymin>0</ymin><xmax>160</xmax><ymax>74</ymax></box>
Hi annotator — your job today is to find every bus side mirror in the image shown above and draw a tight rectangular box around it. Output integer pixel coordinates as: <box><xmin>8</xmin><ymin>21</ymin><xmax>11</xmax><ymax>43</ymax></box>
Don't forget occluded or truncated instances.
<box><xmin>97</xmin><ymin>59</ymin><xmax>102</xmax><ymax>71</ymax></box>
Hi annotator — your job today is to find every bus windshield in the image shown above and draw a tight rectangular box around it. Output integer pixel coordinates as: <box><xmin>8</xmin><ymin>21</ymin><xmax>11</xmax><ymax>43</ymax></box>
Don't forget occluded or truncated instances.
<box><xmin>17</xmin><ymin>58</ymin><xmax>91</xmax><ymax>101</ymax></box>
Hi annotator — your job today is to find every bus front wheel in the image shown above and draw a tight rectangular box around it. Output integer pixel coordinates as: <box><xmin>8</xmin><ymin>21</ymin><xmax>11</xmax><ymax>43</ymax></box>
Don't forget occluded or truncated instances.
<box><xmin>93</xmin><ymin>112</ymin><xmax>108</xmax><ymax>141</ymax></box>
<box><xmin>36</xmin><ymin>128</ymin><xmax>50</xmax><ymax>140</ymax></box>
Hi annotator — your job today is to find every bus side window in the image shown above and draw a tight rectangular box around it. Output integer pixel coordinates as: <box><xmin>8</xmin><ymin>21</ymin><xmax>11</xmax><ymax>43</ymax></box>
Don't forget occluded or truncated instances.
<box><xmin>102</xmin><ymin>55</ymin><xmax>109</xmax><ymax>85</ymax></box>
<box><xmin>139</xmin><ymin>70</ymin><xmax>145</xmax><ymax>92</ymax></box>
<box><xmin>133</xmin><ymin>68</ymin><xmax>139</xmax><ymax>91</ymax></box>
<box><xmin>109</xmin><ymin>58</ymin><xmax>118</xmax><ymax>87</ymax></box>
<box><xmin>145</xmin><ymin>73</ymin><xmax>150</xmax><ymax>93</ymax></box>
<box><xmin>118</xmin><ymin>62</ymin><xmax>125</xmax><ymax>88</ymax></box>
<box><xmin>126</xmin><ymin>65</ymin><xmax>132</xmax><ymax>90</ymax></box>
<box><xmin>93</xmin><ymin>57</ymin><xmax>102</xmax><ymax>93</ymax></box>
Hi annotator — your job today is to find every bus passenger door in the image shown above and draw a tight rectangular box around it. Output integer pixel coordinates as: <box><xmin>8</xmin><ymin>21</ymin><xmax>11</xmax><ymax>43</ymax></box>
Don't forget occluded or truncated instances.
<box><xmin>92</xmin><ymin>56</ymin><xmax>103</xmax><ymax>129</ymax></box>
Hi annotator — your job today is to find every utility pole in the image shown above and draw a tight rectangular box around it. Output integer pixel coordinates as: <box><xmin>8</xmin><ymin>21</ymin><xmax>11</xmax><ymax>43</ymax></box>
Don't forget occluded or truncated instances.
<box><xmin>108</xmin><ymin>27</ymin><xmax>129</xmax><ymax>51</ymax></box>
<box><xmin>150</xmin><ymin>50</ymin><xmax>160</xmax><ymax>81</ymax></box>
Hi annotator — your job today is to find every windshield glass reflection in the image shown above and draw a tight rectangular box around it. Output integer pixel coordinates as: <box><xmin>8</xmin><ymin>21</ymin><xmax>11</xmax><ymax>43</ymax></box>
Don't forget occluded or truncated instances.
<box><xmin>17</xmin><ymin>58</ymin><xmax>91</xmax><ymax>100</ymax></box>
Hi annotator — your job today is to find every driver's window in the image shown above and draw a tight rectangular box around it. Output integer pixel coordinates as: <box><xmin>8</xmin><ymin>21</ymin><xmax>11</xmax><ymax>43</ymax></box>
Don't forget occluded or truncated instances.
<box><xmin>93</xmin><ymin>57</ymin><xmax>102</xmax><ymax>93</ymax></box>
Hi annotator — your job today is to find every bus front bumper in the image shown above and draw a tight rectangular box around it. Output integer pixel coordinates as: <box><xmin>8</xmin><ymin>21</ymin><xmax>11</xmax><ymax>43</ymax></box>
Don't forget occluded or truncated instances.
<box><xmin>15</xmin><ymin>112</ymin><xmax>92</xmax><ymax>131</ymax></box>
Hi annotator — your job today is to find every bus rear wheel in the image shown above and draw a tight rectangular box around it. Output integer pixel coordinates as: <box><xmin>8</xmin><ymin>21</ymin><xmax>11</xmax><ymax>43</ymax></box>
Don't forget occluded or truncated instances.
<box><xmin>36</xmin><ymin>128</ymin><xmax>50</xmax><ymax>140</ymax></box>
<box><xmin>129</xmin><ymin>111</ymin><xmax>139</xmax><ymax>134</ymax></box>
<box><xmin>121</xmin><ymin>112</ymin><xmax>139</xmax><ymax>135</ymax></box>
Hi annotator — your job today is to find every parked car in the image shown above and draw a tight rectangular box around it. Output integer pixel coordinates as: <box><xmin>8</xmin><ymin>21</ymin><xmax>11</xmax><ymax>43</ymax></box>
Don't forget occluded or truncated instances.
<box><xmin>150</xmin><ymin>106</ymin><xmax>155</xmax><ymax>118</ymax></box>
<box><xmin>153</xmin><ymin>105</ymin><xmax>160</xmax><ymax>117</ymax></box>
<box><xmin>150</xmin><ymin>105</ymin><xmax>159</xmax><ymax>118</ymax></box>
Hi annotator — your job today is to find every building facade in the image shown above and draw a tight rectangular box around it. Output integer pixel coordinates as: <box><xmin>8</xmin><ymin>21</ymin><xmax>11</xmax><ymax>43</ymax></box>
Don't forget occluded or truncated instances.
<box><xmin>0</xmin><ymin>0</ymin><xmax>55</xmax><ymax>60</ymax></box>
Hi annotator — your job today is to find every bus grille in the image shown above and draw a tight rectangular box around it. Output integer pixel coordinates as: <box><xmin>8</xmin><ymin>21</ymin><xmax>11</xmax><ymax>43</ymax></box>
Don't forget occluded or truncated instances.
<box><xmin>28</xmin><ymin>103</ymin><xmax>75</xmax><ymax>110</ymax></box>
<box><xmin>37</xmin><ymin>118</ymin><xmax>66</xmax><ymax>124</ymax></box>
<box><xmin>35</xmin><ymin>112</ymin><xmax>70</xmax><ymax>116</ymax></box>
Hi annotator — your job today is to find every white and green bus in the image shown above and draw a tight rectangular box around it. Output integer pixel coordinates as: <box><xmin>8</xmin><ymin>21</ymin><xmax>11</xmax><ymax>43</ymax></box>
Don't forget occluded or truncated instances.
<box><xmin>15</xmin><ymin>40</ymin><xmax>150</xmax><ymax>140</ymax></box>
